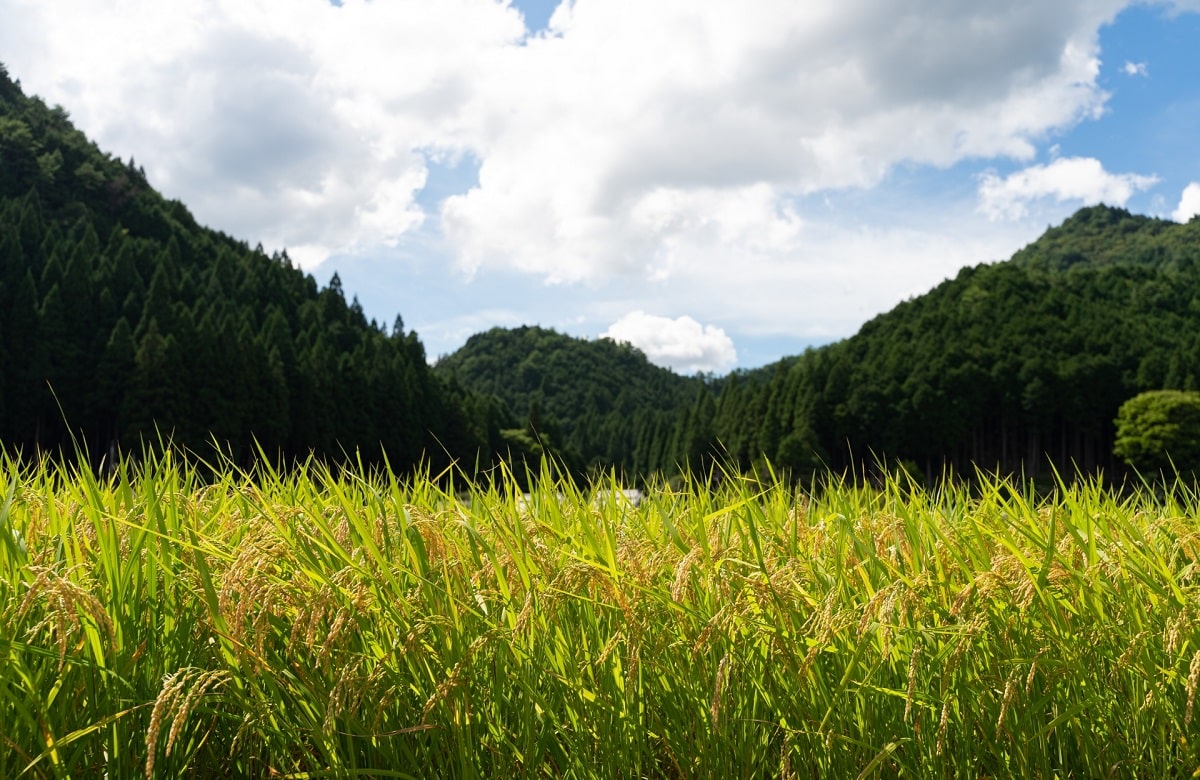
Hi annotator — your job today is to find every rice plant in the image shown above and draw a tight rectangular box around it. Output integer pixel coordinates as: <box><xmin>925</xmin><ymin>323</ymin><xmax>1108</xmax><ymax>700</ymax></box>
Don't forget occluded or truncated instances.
<box><xmin>2</xmin><ymin>452</ymin><xmax>1200</xmax><ymax>777</ymax></box>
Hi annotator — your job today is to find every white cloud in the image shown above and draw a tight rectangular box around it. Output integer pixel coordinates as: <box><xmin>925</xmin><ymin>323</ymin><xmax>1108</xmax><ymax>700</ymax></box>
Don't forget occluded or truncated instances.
<box><xmin>10</xmin><ymin>0</ymin><xmax>1194</xmax><ymax>370</ymax></box>
<box><xmin>354</xmin><ymin>197</ymin><xmax>1052</xmax><ymax>363</ymax></box>
<box><xmin>1123</xmin><ymin>60</ymin><xmax>1149</xmax><ymax>76</ymax></box>
<box><xmin>1173</xmin><ymin>183</ymin><xmax>1200</xmax><ymax>222</ymax></box>
<box><xmin>0</xmin><ymin>0</ymin><xmax>524</xmax><ymax>267</ymax></box>
<box><xmin>443</xmin><ymin>1</ymin><xmax>1125</xmax><ymax>281</ymax></box>
<box><xmin>978</xmin><ymin>157</ymin><xmax>1159</xmax><ymax>220</ymax></box>
<box><xmin>602</xmin><ymin>312</ymin><xmax>737</xmax><ymax>374</ymax></box>
<box><xmin>611</xmin><ymin>209</ymin><xmax>1045</xmax><ymax>343</ymax></box>
<box><xmin>0</xmin><ymin>0</ymin><xmax>1131</xmax><ymax>276</ymax></box>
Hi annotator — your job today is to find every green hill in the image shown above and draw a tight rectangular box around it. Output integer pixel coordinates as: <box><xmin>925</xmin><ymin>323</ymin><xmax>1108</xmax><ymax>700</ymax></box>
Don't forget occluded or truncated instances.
<box><xmin>435</xmin><ymin>326</ymin><xmax>704</xmax><ymax>476</ymax></box>
<box><xmin>442</xmin><ymin>206</ymin><xmax>1200</xmax><ymax>483</ymax></box>
<box><xmin>1010</xmin><ymin>205</ymin><xmax>1193</xmax><ymax>272</ymax></box>
<box><xmin>7</xmin><ymin>59</ymin><xmax>1199</xmax><ymax>483</ymax></box>
<box><xmin>716</xmin><ymin>205</ymin><xmax>1200</xmax><ymax>481</ymax></box>
<box><xmin>0</xmin><ymin>63</ymin><xmax>493</xmax><ymax>468</ymax></box>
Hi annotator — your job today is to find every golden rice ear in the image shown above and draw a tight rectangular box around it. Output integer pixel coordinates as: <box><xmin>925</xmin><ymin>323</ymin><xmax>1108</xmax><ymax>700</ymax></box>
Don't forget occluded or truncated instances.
<box><xmin>146</xmin><ymin>668</ymin><xmax>228</xmax><ymax>779</ymax></box>
<box><xmin>17</xmin><ymin>564</ymin><xmax>114</xmax><ymax>669</ymax></box>
<box><xmin>1187</xmin><ymin>649</ymin><xmax>1200</xmax><ymax>726</ymax></box>
<box><xmin>145</xmin><ymin>669</ymin><xmax>186</xmax><ymax>779</ymax></box>
<box><xmin>904</xmin><ymin>641</ymin><xmax>921</xmax><ymax>722</ymax></box>
<box><xmin>709</xmin><ymin>652</ymin><xmax>731</xmax><ymax>729</ymax></box>
<box><xmin>936</xmin><ymin>697</ymin><xmax>953</xmax><ymax>757</ymax></box>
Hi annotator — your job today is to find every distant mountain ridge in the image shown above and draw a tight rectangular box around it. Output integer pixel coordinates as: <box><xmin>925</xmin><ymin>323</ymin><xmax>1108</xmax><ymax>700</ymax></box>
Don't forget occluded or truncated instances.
<box><xmin>1010</xmin><ymin>205</ymin><xmax>1196</xmax><ymax>272</ymax></box>
<box><xmin>435</xmin><ymin>326</ymin><xmax>704</xmax><ymax>475</ymax></box>
<box><xmin>715</xmin><ymin>204</ymin><xmax>1200</xmax><ymax>480</ymax></box>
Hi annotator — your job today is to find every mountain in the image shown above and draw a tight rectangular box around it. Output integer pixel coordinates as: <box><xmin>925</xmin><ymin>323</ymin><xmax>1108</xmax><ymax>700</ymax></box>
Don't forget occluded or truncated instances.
<box><xmin>0</xmin><ymin>63</ymin><xmax>495</xmax><ymax>468</ymax></box>
<box><xmin>444</xmin><ymin>206</ymin><xmax>1200</xmax><ymax>484</ymax></box>
<box><xmin>1010</xmin><ymin>204</ymin><xmax>1192</xmax><ymax>272</ymax></box>
<box><xmin>712</xmin><ymin>205</ymin><xmax>1200</xmax><ymax>481</ymax></box>
<box><xmin>8</xmin><ymin>60</ymin><xmax>1198</xmax><ymax>483</ymax></box>
<box><xmin>434</xmin><ymin>326</ymin><xmax>704</xmax><ymax>476</ymax></box>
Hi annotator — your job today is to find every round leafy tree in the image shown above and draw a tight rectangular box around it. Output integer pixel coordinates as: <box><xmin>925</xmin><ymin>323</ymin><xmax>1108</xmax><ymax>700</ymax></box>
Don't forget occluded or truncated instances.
<box><xmin>1113</xmin><ymin>390</ymin><xmax>1200</xmax><ymax>476</ymax></box>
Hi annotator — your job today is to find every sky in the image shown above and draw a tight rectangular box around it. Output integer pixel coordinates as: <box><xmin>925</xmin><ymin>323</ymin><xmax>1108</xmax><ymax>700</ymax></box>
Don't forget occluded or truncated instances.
<box><xmin>3</xmin><ymin>1</ymin><xmax>1200</xmax><ymax>373</ymax></box>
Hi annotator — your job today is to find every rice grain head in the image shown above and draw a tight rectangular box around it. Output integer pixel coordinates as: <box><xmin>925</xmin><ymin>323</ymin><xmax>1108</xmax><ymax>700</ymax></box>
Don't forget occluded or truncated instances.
<box><xmin>1186</xmin><ymin>649</ymin><xmax>1200</xmax><ymax>726</ymax></box>
<box><xmin>18</xmin><ymin>564</ymin><xmax>113</xmax><ymax>668</ymax></box>
<box><xmin>1025</xmin><ymin>652</ymin><xmax>1042</xmax><ymax>696</ymax></box>
<box><xmin>904</xmin><ymin>641</ymin><xmax>921</xmax><ymax>722</ymax></box>
<box><xmin>937</xmin><ymin>697</ymin><xmax>952</xmax><ymax>756</ymax></box>
<box><xmin>996</xmin><ymin>671</ymin><xmax>1019</xmax><ymax>735</ymax></box>
<box><xmin>146</xmin><ymin>668</ymin><xmax>228</xmax><ymax>779</ymax></box>
<box><xmin>710</xmin><ymin>653</ymin><xmax>731</xmax><ymax>730</ymax></box>
<box><xmin>166</xmin><ymin>669</ymin><xmax>229</xmax><ymax>758</ymax></box>
<box><xmin>671</xmin><ymin>547</ymin><xmax>702</xmax><ymax>603</ymax></box>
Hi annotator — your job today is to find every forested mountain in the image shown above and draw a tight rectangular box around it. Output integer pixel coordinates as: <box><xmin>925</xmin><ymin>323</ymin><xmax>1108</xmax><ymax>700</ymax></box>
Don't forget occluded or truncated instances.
<box><xmin>434</xmin><ymin>326</ymin><xmax>705</xmax><ymax>475</ymax></box>
<box><xmin>0</xmin><ymin>63</ymin><xmax>496</xmax><ymax>468</ymax></box>
<box><xmin>1011</xmin><ymin>205</ymin><xmax>1192</xmax><ymax>272</ymax></box>
<box><xmin>710</xmin><ymin>206</ymin><xmax>1200</xmax><ymax>482</ymax></box>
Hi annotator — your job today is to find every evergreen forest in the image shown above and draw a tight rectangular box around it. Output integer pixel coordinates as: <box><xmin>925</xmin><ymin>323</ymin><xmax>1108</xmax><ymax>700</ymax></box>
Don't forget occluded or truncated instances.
<box><xmin>4</xmin><ymin>63</ymin><xmax>1200</xmax><ymax>483</ymax></box>
<box><xmin>0</xmin><ymin>63</ymin><xmax>503</xmax><ymax>471</ymax></box>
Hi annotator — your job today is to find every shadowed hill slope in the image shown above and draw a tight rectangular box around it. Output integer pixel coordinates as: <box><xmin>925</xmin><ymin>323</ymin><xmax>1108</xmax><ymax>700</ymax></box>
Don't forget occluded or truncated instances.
<box><xmin>0</xmin><ymin>63</ymin><xmax>495</xmax><ymax>468</ymax></box>
<box><xmin>716</xmin><ymin>205</ymin><xmax>1200</xmax><ymax>481</ymax></box>
<box><xmin>435</xmin><ymin>325</ymin><xmax>704</xmax><ymax>476</ymax></box>
<box><xmin>443</xmin><ymin>206</ymin><xmax>1200</xmax><ymax>483</ymax></box>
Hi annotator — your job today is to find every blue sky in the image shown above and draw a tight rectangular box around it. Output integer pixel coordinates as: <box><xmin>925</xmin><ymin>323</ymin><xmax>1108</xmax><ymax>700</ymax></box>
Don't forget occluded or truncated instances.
<box><xmin>2</xmin><ymin>0</ymin><xmax>1199</xmax><ymax>372</ymax></box>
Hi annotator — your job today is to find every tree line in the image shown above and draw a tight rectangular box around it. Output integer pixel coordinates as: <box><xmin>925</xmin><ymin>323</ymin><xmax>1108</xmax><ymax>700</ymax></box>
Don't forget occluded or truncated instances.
<box><xmin>7</xmin><ymin>61</ymin><xmax>1200</xmax><ymax>484</ymax></box>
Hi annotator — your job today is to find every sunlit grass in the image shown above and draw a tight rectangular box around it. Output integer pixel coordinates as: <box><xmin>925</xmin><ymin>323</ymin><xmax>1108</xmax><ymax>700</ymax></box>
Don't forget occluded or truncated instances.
<box><xmin>2</xmin><ymin>453</ymin><xmax>1200</xmax><ymax>777</ymax></box>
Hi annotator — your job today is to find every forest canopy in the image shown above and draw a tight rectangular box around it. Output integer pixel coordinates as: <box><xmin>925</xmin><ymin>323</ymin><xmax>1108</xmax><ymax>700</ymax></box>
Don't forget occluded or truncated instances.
<box><xmin>0</xmin><ymin>64</ymin><xmax>501</xmax><ymax>470</ymax></box>
<box><xmin>442</xmin><ymin>207</ymin><xmax>1200</xmax><ymax>484</ymax></box>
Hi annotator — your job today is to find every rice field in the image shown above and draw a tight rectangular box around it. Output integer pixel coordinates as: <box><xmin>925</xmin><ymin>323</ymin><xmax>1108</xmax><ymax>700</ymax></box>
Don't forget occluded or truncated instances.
<box><xmin>2</xmin><ymin>453</ymin><xmax>1200</xmax><ymax>778</ymax></box>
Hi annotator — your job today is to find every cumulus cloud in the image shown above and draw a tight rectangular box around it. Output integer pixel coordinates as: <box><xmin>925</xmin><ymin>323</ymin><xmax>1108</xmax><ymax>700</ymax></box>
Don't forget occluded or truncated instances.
<box><xmin>1123</xmin><ymin>60</ymin><xmax>1149</xmax><ymax>76</ymax></box>
<box><xmin>1174</xmin><ymin>183</ymin><xmax>1200</xmax><ymax>222</ymax></box>
<box><xmin>443</xmin><ymin>0</ymin><xmax>1125</xmax><ymax>280</ymax></box>
<box><xmin>0</xmin><ymin>0</ymin><xmax>524</xmax><ymax>266</ymax></box>
<box><xmin>602</xmin><ymin>311</ymin><xmax>737</xmax><ymax>374</ymax></box>
<box><xmin>977</xmin><ymin>157</ymin><xmax>1159</xmax><ymax>220</ymax></box>
<box><xmin>0</xmin><ymin>0</ymin><xmax>1133</xmax><ymax>275</ymax></box>
<box><xmin>612</xmin><ymin>210</ymin><xmax>1044</xmax><ymax>344</ymax></box>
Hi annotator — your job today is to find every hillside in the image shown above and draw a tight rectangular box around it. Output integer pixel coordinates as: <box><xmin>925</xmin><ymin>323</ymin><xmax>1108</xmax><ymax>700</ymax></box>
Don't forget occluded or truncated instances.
<box><xmin>717</xmin><ymin>205</ymin><xmax>1200</xmax><ymax>481</ymax></box>
<box><xmin>435</xmin><ymin>326</ymin><xmax>704</xmax><ymax>475</ymax></box>
<box><xmin>1010</xmin><ymin>204</ymin><xmax>1193</xmax><ymax>271</ymax></box>
<box><xmin>7</xmin><ymin>59</ymin><xmax>1200</xmax><ymax>483</ymax></box>
<box><xmin>0</xmin><ymin>63</ymin><xmax>495</xmax><ymax>468</ymax></box>
<box><xmin>444</xmin><ymin>206</ymin><xmax>1200</xmax><ymax>483</ymax></box>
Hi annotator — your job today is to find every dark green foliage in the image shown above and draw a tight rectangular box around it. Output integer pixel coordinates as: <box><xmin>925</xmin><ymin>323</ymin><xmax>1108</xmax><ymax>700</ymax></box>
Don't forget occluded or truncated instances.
<box><xmin>442</xmin><ymin>205</ymin><xmax>1200</xmax><ymax>484</ymax></box>
<box><xmin>0</xmin><ymin>63</ymin><xmax>501</xmax><ymax>471</ymax></box>
<box><xmin>1010</xmin><ymin>205</ymin><xmax>1194</xmax><ymax>272</ymax></box>
<box><xmin>696</xmin><ymin>206</ymin><xmax>1200</xmax><ymax>483</ymax></box>
<box><xmin>434</xmin><ymin>325</ymin><xmax>706</xmax><ymax>479</ymax></box>
<box><xmin>1113</xmin><ymin>390</ymin><xmax>1200</xmax><ymax>476</ymax></box>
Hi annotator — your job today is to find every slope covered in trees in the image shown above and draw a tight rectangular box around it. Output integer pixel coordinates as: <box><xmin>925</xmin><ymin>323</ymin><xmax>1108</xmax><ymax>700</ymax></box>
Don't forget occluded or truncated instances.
<box><xmin>715</xmin><ymin>205</ymin><xmax>1200</xmax><ymax>481</ymax></box>
<box><xmin>434</xmin><ymin>326</ymin><xmax>706</xmax><ymax>476</ymax></box>
<box><xmin>7</xmin><ymin>62</ymin><xmax>1199</xmax><ymax>483</ymax></box>
<box><xmin>0</xmin><ymin>63</ymin><xmax>492</xmax><ymax>468</ymax></box>
<box><xmin>444</xmin><ymin>207</ymin><xmax>1200</xmax><ymax>484</ymax></box>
